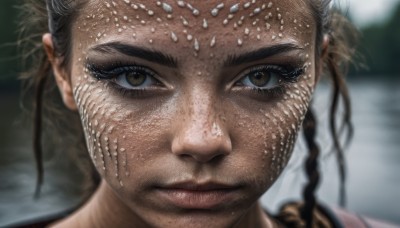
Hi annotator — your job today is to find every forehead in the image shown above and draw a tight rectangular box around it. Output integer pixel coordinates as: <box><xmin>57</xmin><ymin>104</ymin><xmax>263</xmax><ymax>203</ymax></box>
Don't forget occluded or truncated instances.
<box><xmin>82</xmin><ymin>0</ymin><xmax>312</xmax><ymax>18</ymax></box>
<box><xmin>75</xmin><ymin>0</ymin><xmax>315</xmax><ymax>57</ymax></box>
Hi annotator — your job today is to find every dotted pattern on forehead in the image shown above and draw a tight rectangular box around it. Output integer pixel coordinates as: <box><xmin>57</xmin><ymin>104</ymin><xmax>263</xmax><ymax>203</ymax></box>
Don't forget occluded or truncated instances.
<box><xmin>77</xmin><ymin>0</ymin><xmax>313</xmax><ymax>56</ymax></box>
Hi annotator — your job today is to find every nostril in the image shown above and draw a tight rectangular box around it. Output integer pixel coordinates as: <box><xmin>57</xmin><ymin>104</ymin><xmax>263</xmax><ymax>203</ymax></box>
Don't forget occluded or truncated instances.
<box><xmin>178</xmin><ymin>153</ymin><xmax>226</xmax><ymax>164</ymax></box>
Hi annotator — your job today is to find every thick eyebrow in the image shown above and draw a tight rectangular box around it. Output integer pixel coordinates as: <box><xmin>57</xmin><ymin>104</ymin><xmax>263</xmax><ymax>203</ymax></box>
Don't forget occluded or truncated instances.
<box><xmin>90</xmin><ymin>42</ymin><xmax>178</xmax><ymax>68</ymax></box>
<box><xmin>224</xmin><ymin>43</ymin><xmax>303</xmax><ymax>67</ymax></box>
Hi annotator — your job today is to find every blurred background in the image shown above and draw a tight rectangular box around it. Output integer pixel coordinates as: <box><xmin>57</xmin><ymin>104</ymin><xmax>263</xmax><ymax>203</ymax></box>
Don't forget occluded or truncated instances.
<box><xmin>1</xmin><ymin>0</ymin><xmax>399</xmax><ymax>226</ymax></box>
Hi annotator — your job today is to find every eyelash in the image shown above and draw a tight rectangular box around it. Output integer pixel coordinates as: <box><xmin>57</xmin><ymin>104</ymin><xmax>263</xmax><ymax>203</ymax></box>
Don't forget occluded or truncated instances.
<box><xmin>235</xmin><ymin>64</ymin><xmax>304</xmax><ymax>98</ymax></box>
<box><xmin>86</xmin><ymin>62</ymin><xmax>162</xmax><ymax>97</ymax></box>
<box><xmin>86</xmin><ymin>62</ymin><xmax>304</xmax><ymax>99</ymax></box>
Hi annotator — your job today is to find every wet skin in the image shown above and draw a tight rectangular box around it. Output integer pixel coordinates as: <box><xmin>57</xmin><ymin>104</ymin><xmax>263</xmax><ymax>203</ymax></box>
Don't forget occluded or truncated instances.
<box><xmin>46</xmin><ymin>0</ymin><xmax>319</xmax><ymax>227</ymax></box>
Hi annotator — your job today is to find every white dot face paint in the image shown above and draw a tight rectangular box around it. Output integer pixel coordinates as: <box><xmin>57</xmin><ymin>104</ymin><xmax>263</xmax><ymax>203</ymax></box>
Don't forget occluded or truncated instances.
<box><xmin>230</xmin><ymin>3</ymin><xmax>240</xmax><ymax>13</ymax></box>
<box><xmin>161</xmin><ymin>2</ymin><xmax>173</xmax><ymax>13</ymax></box>
<box><xmin>69</xmin><ymin>0</ymin><xmax>317</xmax><ymax>227</ymax></box>
<box><xmin>202</xmin><ymin>18</ymin><xmax>208</xmax><ymax>29</ymax></box>
<box><xmin>210</xmin><ymin>35</ymin><xmax>216</xmax><ymax>47</ymax></box>
<box><xmin>170</xmin><ymin>31</ymin><xmax>178</xmax><ymax>42</ymax></box>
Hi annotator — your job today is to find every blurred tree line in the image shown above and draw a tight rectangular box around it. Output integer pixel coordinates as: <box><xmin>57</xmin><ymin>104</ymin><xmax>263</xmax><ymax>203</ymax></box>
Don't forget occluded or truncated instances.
<box><xmin>0</xmin><ymin>0</ymin><xmax>20</xmax><ymax>91</ymax></box>
<box><xmin>1</xmin><ymin>1</ymin><xmax>399</xmax><ymax>91</ymax></box>
<box><xmin>351</xmin><ymin>2</ymin><xmax>400</xmax><ymax>78</ymax></box>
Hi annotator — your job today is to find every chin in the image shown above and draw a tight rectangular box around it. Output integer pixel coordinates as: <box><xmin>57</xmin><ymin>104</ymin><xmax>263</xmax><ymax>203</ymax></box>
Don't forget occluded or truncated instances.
<box><xmin>145</xmin><ymin>210</ymin><xmax>244</xmax><ymax>228</ymax></box>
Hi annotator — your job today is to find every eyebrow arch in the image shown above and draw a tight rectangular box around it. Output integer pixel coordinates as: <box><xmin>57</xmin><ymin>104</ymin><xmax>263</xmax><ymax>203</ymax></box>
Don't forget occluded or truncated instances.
<box><xmin>90</xmin><ymin>42</ymin><xmax>178</xmax><ymax>68</ymax></box>
<box><xmin>224</xmin><ymin>43</ymin><xmax>303</xmax><ymax>67</ymax></box>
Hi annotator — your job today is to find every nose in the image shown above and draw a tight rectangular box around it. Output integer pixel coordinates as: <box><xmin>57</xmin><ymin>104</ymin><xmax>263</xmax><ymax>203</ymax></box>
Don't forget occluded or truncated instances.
<box><xmin>171</xmin><ymin>100</ymin><xmax>232</xmax><ymax>163</ymax></box>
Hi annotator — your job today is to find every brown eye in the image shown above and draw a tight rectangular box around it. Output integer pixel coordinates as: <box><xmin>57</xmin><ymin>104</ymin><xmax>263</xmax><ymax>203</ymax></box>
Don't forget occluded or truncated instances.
<box><xmin>248</xmin><ymin>71</ymin><xmax>271</xmax><ymax>87</ymax></box>
<box><xmin>238</xmin><ymin>65</ymin><xmax>283</xmax><ymax>89</ymax></box>
<box><xmin>126</xmin><ymin>71</ymin><xmax>146</xmax><ymax>86</ymax></box>
<box><xmin>113</xmin><ymin>66</ymin><xmax>161</xmax><ymax>89</ymax></box>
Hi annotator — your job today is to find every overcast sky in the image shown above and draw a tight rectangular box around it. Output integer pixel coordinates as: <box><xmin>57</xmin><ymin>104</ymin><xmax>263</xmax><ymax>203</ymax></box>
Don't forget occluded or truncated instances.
<box><xmin>339</xmin><ymin>0</ymin><xmax>400</xmax><ymax>27</ymax></box>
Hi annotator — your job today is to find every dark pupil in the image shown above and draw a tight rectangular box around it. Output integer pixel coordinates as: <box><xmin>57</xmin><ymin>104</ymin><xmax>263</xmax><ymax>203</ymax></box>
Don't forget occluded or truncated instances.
<box><xmin>126</xmin><ymin>72</ymin><xmax>146</xmax><ymax>86</ymax></box>
<box><xmin>249</xmin><ymin>71</ymin><xmax>271</xmax><ymax>87</ymax></box>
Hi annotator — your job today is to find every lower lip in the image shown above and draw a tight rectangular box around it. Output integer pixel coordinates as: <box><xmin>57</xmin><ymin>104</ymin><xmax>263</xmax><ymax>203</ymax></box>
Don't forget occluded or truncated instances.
<box><xmin>156</xmin><ymin>188</ymin><xmax>239</xmax><ymax>209</ymax></box>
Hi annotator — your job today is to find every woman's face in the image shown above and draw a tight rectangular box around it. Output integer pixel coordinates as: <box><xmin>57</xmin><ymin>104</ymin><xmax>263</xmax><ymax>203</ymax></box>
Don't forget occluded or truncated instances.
<box><xmin>64</xmin><ymin>0</ymin><xmax>317</xmax><ymax>226</ymax></box>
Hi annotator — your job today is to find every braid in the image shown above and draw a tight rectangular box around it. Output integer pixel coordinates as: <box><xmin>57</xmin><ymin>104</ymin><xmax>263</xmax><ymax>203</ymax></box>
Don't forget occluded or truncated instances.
<box><xmin>301</xmin><ymin>108</ymin><xmax>320</xmax><ymax>227</ymax></box>
<box><xmin>296</xmin><ymin>8</ymin><xmax>356</xmax><ymax>226</ymax></box>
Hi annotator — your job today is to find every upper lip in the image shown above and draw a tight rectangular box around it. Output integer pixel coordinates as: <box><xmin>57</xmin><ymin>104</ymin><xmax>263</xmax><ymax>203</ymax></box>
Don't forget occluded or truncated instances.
<box><xmin>158</xmin><ymin>181</ymin><xmax>240</xmax><ymax>191</ymax></box>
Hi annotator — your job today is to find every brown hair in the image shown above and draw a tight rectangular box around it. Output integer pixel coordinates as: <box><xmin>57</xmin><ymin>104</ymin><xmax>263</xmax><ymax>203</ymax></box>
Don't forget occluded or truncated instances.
<box><xmin>18</xmin><ymin>0</ymin><xmax>99</xmax><ymax>199</ymax></box>
<box><xmin>18</xmin><ymin>0</ymin><xmax>357</xmax><ymax>227</ymax></box>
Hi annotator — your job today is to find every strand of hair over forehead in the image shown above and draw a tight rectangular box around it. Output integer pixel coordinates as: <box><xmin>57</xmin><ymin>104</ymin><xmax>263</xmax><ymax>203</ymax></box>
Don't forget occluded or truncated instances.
<box><xmin>46</xmin><ymin>0</ymin><xmax>76</xmax><ymax>34</ymax></box>
<box><xmin>47</xmin><ymin>0</ymin><xmax>75</xmax><ymax>14</ymax></box>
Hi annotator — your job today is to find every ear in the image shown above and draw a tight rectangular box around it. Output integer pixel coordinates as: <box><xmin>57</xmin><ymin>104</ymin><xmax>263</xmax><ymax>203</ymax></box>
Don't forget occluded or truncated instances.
<box><xmin>315</xmin><ymin>35</ymin><xmax>330</xmax><ymax>84</ymax></box>
<box><xmin>42</xmin><ymin>33</ymin><xmax>77</xmax><ymax>111</ymax></box>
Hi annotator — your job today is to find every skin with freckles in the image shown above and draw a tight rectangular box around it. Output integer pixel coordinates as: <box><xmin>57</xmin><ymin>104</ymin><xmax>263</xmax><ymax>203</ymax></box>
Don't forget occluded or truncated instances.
<box><xmin>45</xmin><ymin>0</ymin><xmax>320</xmax><ymax>227</ymax></box>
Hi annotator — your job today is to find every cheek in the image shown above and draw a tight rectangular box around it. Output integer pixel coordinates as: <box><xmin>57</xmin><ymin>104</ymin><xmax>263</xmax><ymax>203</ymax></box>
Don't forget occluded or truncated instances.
<box><xmin>231</xmin><ymin>74</ymin><xmax>314</xmax><ymax>187</ymax></box>
<box><xmin>72</xmin><ymin>78</ymin><xmax>125</xmax><ymax>186</ymax></box>
<box><xmin>72</xmin><ymin>75</ymin><xmax>168</xmax><ymax>188</ymax></box>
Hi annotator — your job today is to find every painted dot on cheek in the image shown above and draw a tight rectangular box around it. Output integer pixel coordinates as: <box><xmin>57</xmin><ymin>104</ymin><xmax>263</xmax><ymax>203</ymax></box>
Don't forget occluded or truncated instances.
<box><xmin>130</xmin><ymin>3</ymin><xmax>138</xmax><ymax>9</ymax></box>
<box><xmin>210</xmin><ymin>35</ymin><xmax>216</xmax><ymax>47</ymax></box>
<box><xmin>177</xmin><ymin>0</ymin><xmax>185</xmax><ymax>7</ymax></box>
<box><xmin>186</xmin><ymin>3</ymin><xmax>200</xmax><ymax>16</ymax></box>
<box><xmin>237</xmin><ymin>38</ymin><xmax>243</xmax><ymax>46</ymax></box>
<box><xmin>230</xmin><ymin>3</ymin><xmax>240</xmax><ymax>13</ymax></box>
<box><xmin>266</xmin><ymin>23</ymin><xmax>271</xmax><ymax>30</ymax></box>
<box><xmin>202</xmin><ymin>18</ymin><xmax>208</xmax><ymax>29</ymax></box>
<box><xmin>194</xmin><ymin>38</ymin><xmax>200</xmax><ymax>51</ymax></box>
<box><xmin>216</xmin><ymin>3</ymin><xmax>225</xmax><ymax>9</ymax></box>
<box><xmin>138</xmin><ymin>3</ymin><xmax>146</xmax><ymax>10</ymax></box>
<box><xmin>170</xmin><ymin>31</ymin><xmax>178</xmax><ymax>42</ymax></box>
<box><xmin>244</xmin><ymin>27</ymin><xmax>250</xmax><ymax>35</ymax></box>
<box><xmin>180</xmin><ymin>16</ymin><xmax>189</xmax><ymax>26</ymax></box>
<box><xmin>211</xmin><ymin>8</ymin><xmax>219</xmax><ymax>16</ymax></box>
<box><xmin>162</xmin><ymin>2</ymin><xmax>173</xmax><ymax>13</ymax></box>
<box><xmin>253</xmin><ymin>7</ymin><xmax>261</xmax><ymax>15</ymax></box>
<box><xmin>148</xmin><ymin>10</ymin><xmax>154</xmax><ymax>16</ymax></box>
<box><xmin>252</xmin><ymin>19</ymin><xmax>259</xmax><ymax>26</ymax></box>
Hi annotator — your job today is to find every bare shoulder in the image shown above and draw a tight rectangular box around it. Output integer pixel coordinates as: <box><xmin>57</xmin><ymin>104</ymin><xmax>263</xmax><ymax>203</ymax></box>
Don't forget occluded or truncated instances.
<box><xmin>332</xmin><ymin>207</ymin><xmax>399</xmax><ymax>228</ymax></box>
